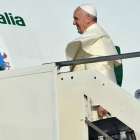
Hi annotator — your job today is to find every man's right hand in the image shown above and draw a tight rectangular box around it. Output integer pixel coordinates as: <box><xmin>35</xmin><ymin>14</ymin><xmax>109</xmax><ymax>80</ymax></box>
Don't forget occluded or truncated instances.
<box><xmin>97</xmin><ymin>105</ymin><xmax>108</xmax><ymax>117</ymax></box>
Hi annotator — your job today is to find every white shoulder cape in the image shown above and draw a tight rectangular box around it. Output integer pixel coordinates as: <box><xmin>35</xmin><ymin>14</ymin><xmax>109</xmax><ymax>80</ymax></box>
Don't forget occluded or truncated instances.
<box><xmin>66</xmin><ymin>23</ymin><xmax>121</xmax><ymax>66</ymax></box>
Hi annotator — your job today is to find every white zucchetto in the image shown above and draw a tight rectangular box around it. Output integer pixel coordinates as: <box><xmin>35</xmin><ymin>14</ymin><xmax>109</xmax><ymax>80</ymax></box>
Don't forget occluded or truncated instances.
<box><xmin>80</xmin><ymin>4</ymin><xmax>97</xmax><ymax>17</ymax></box>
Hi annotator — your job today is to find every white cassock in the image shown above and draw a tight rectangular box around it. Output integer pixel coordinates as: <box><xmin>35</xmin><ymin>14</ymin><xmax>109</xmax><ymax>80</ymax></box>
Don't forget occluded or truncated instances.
<box><xmin>66</xmin><ymin>23</ymin><xmax>122</xmax><ymax>121</ymax></box>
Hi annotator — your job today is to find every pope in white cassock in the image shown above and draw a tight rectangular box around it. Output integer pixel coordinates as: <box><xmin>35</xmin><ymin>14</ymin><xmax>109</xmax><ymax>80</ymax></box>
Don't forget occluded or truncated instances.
<box><xmin>65</xmin><ymin>4</ymin><xmax>121</xmax><ymax>120</ymax></box>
